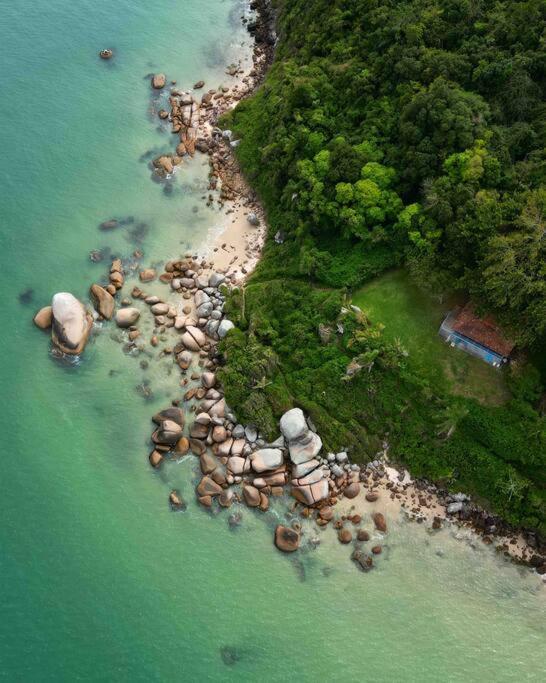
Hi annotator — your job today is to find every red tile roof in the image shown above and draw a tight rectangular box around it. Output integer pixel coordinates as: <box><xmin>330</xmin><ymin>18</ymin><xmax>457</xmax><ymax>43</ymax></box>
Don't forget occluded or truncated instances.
<box><xmin>451</xmin><ymin>303</ymin><xmax>515</xmax><ymax>357</ymax></box>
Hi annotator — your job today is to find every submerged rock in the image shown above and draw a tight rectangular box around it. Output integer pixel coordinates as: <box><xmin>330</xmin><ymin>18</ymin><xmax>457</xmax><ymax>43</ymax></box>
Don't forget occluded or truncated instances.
<box><xmin>169</xmin><ymin>490</ymin><xmax>186</xmax><ymax>510</ymax></box>
<box><xmin>99</xmin><ymin>219</ymin><xmax>118</xmax><ymax>230</ymax></box>
<box><xmin>151</xmin><ymin>73</ymin><xmax>166</xmax><ymax>89</ymax></box>
<box><xmin>274</xmin><ymin>525</ymin><xmax>300</xmax><ymax>552</ymax></box>
<box><xmin>19</xmin><ymin>288</ymin><xmax>34</xmax><ymax>304</ymax></box>
<box><xmin>220</xmin><ymin>646</ymin><xmax>242</xmax><ymax>666</ymax></box>
<box><xmin>352</xmin><ymin>549</ymin><xmax>374</xmax><ymax>572</ymax></box>
<box><xmin>372</xmin><ymin>512</ymin><xmax>387</xmax><ymax>532</ymax></box>
<box><xmin>228</xmin><ymin>512</ymin><xmax>243</xmax><ymax>529</ymax></box>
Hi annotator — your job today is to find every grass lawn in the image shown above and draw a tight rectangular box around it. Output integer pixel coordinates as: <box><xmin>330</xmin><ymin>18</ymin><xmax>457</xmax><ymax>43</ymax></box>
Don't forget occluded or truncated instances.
<box><xmin>352</xmin><ymin>270</ymin><xmax>510</xmax><ymax>405</ymax></box>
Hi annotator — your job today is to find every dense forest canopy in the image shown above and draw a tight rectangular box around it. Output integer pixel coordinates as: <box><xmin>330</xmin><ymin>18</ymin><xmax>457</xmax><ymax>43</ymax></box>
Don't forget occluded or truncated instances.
<box><xmin>235</xmin><ymin>0</ymin><xmax>546</xmax><ymax>340</ymax></box>
<box><xmin>221</xmin><ymin>0</ymin><xmax>546</xmax><ymax>533</ymax></box>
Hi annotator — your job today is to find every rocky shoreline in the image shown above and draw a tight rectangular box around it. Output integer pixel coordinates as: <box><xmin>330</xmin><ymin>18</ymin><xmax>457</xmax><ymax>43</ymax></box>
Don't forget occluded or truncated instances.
<box><xmin>33</xmin><ymin>242</ymin><xmax>546</xmax><ymax>578</ymax></box>
<box><xmin>146</xmin><ymin>0</ymin><xmax>274</xmax><ymax>215</ymax></box>
<box><xmin>31</xmin><ymin>0</ymin><xmax>545</xmax><ymax>580</ymax></box>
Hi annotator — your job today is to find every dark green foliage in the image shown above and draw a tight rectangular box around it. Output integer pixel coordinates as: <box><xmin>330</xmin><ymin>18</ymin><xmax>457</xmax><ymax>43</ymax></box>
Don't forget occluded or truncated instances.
<box><xmin>219</xmin><ymin>0</ymin><xmax>546</xmax><ymax>533</ymax></box>
<box><xmin>224</xmin><ymin>0</ymin><xmax>546</xmax><ymax>341</ymax></box>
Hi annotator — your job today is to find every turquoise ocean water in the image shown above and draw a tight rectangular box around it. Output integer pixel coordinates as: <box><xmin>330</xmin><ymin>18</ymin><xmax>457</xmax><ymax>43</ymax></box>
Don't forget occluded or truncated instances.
<box><xmin>0</xmin><ymin>1</ymin><xmax>544</xmax><ymax>680</ymax></box>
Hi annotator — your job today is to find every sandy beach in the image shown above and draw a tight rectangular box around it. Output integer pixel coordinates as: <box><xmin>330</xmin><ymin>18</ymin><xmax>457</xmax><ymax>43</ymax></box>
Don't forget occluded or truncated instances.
<box><xmin>204</xmin><ymin>197</ymin><xmax>266</xmax><ymax>282</ymax></box>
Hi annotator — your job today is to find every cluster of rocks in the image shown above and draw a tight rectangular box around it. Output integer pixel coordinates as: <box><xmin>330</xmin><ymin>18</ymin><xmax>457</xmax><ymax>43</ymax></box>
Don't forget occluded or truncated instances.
<box><xmin>41</xmin><ymin>2</ymin><xmax>545</xmax><ymax>577</ymax></box>
<box><xmin>147</xmin><ymin>0</ymin><xmax>275</xmax><ymax>197</ymax></box>
<box><xmin>33</xmin><ymin>247</ymin><xmax>545</xmax><ymax>574</ymax></box>
<box><xmin>56</xmin><ymin>255</ymin><xmax>391</xmax><ymax>567</ymax></box>
<box><xmin>187</xmin><ymin>405</ymin><xmax>367</xmax><ymax>518</ymax></box>
<box><xmin>33</xmin><ymin>258</ymin><xmax>127</xmax><ymax>355</ymax></box>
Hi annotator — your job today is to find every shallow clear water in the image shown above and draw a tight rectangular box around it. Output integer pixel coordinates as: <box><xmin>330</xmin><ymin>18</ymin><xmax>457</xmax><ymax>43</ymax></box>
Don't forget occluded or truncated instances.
<box><xmin>0</xmin><ymin>1</ymin><xmax>544</xmax><ymax>681</ymax></box>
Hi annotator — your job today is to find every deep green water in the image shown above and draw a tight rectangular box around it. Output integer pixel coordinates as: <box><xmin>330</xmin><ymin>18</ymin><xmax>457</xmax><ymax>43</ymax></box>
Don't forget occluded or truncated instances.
<box><xmin>0</xmin><ymin>1</ymin><xmax>544</xmax><ymax>681</ymax></box>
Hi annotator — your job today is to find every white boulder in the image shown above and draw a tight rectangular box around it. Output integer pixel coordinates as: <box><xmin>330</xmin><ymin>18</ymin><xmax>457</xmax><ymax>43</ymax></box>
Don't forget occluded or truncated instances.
<box><xmin>218</xmin><ymin>319</ymin><xmax>235</xmax><ymax>339</ymax></box>
<box><xmin>288</xmin><ymin>431</ymin><xmax>322</xmax><ymax>465</ymax></box>
<box><xmin>279</xmin><ymin>408</ymin><xmax>308</xmax><ymax>442</ymax></box>
<box><xmin>115</xmin><ymin>307</ymin><xmax>140</xmax><ymax>328</ymax></box>
<box><xmin>51</xmin><ymin>292</ymin><xmax>92</xmax><ymax>354</ymax></box>
<box><xmin>250</xmin><ymin>448</ymin><xmax>283</xmax><ymax>473</ymax></box>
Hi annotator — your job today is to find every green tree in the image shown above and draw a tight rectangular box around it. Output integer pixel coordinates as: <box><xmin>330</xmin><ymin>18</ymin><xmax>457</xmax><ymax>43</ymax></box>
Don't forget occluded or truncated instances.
<box><xmin>399</xmin><ymin>77</ymin><xmax>490</xmax><ymax>188</ymax></box>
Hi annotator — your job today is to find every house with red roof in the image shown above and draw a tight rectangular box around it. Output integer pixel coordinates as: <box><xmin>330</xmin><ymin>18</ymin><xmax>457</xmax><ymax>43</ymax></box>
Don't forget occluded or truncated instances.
<box><xmin>439</xmin><ymin>303</ymin><xmax>515</xmax><ymax>368</ymax></box>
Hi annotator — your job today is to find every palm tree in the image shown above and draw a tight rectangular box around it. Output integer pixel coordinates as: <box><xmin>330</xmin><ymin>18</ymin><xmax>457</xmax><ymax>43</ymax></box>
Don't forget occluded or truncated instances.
<box><xmin>437</xmin><ymin>403</ymin><xmax>469</xmax><ymax>439</ymax></box>
<box><xmin>496</xmin><ymin>470</ymin><xmax>525</xmax><ymax>502</ymax></box>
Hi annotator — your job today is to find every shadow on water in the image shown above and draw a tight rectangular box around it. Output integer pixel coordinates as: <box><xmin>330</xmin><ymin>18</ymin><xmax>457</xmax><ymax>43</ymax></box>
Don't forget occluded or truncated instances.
<box><xmin>139</xmin><ymin>148</ymin><xmax>163</xmax><ymax>162</ymax></box>
<box><xmin>204</xmin><ymin>42</ymin><xmax>228</xmax><ymax>69</ymax></box>
<box><xmin>18</xmin><ymin>288</ymin><xmax>34</xmax><ymax>305</ymax></box>
<box><xmin>126</xmin><ymin>222</ymin><xmax>150</xmax><ymax>244</ymax></box>
<box><xmin>220</xmin><ymin>645</ymin><xmax>244</xmax><ymax>667</ymax></box>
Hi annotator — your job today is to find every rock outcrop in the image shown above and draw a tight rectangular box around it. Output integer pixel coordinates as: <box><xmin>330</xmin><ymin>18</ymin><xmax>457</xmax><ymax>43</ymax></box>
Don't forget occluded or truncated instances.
<box><xmin>279</xmin><ymin>408</ymin><xmax>328</xmax><ymax>504</ymax></box>
<box><xmin>33</xmin><ymin>306</ymin><xmax>52</xmax><ymax>330</ymax></box>
<box><xmin>90</xmin><ymin>284</ymin><xmax>114</xmax><ymax>319</ymax></box>
<box><xmin>51</xmin><ymin>292</ymin><xmax>93</xmax><ymax>354</ymax></box>
<box><xmin>274</xmin><ymin>525</ymin><xmax>300</xmax><ymax>552</ymax></box>
<box><xmin>115</xmin><ymin>307</ymin><xmax>140</xmax><ymax>328</ymax></box>
<box><xmin>152</xmin><ymin>73</ymin><xmax>166</xmax><ymax>89</ymax></box>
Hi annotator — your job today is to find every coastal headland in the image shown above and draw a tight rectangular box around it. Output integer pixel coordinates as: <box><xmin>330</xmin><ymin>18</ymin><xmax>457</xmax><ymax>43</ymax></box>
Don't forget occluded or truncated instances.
<box><xmin>31</xmin><ymin>0</ymin><xmax>545</xmax><ymax>579</ymax></box>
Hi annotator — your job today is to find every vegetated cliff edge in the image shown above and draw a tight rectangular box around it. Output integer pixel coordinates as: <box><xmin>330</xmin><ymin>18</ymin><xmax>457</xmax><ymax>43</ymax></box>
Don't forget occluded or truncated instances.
<box><xmin>218</xmin><ymin>0</ymin><xmax>546</xmax><ymax>536</ymax></box>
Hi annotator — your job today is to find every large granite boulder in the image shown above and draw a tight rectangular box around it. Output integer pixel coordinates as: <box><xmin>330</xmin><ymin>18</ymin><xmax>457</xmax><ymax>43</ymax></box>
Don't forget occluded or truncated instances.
<box><xmin>152</xmin><ymin>419</ymin><xmax>183</xmax><ymax>446</ymax></box>
<box><xmin>181</xmin><ymin>325</ymin><xmax>205</xmax><ymax>351</ymax></box>
<box><xmin>90</xmin><ymin>284</ymin><xmax>114</xmax><ymax>319</ymax></box>
<box><xmin>250</xmin><ymin>448</ymin><xmax>283</xmax><ymax>473</ymax></box>
<box><xmin>288</xmin><ymin>431</ymin><xmax>322</xmax><ymax>465</ymax></box>
<box><xmin>291</xmin><ymin>478</ymin><xmax>329</xmax><ymax>506</ymax></box>
<box><xmin>152</xmin><ymin>407</ymin><xmax>185</xmax><ymax>428</ymax></box>
<box><xmin>292</xmin><ymin>459</ymin><xmax>319</xmax><ymax>478</ymax></box>
<box><xmin>196</xmin><ymin>476</ymin><xmax>222</xmax><ymax>497</ymax></box>
<box><xmin>279</xmin><ymin>408</ymin><xmax>308</xmax><ymax>442</ymax></box>
<box><xmin>115</xmin><ymin>307</ymin><xmax>140</xmax><ymax>328</ymax></box>
<box><xmin>51</xmin><ymin>292</ymin><xmax>92</xmax><ymax>354</ymax></box>
<box><xmin>227</xmin><ymin>456</ymin><xmax>248</xmax><ymax>475</ymax></box>
<box><xmin>242</xmin><ymin>485</ymin><xmax>260</xmax><ymax>507</ymax></box>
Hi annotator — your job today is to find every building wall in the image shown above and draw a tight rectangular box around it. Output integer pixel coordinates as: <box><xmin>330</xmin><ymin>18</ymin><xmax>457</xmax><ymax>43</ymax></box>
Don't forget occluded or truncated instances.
<box><xmin>439</xmin><ymin>316</ymin><xmax>506</xmax><ymax>368</ymax></box>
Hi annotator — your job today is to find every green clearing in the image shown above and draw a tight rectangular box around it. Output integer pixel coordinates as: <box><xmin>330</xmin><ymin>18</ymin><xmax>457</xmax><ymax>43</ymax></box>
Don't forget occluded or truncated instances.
<box><xmin>352</xmin><ymin>270</ymin><xmax>510</xmax><ymax>405</ymax></box>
